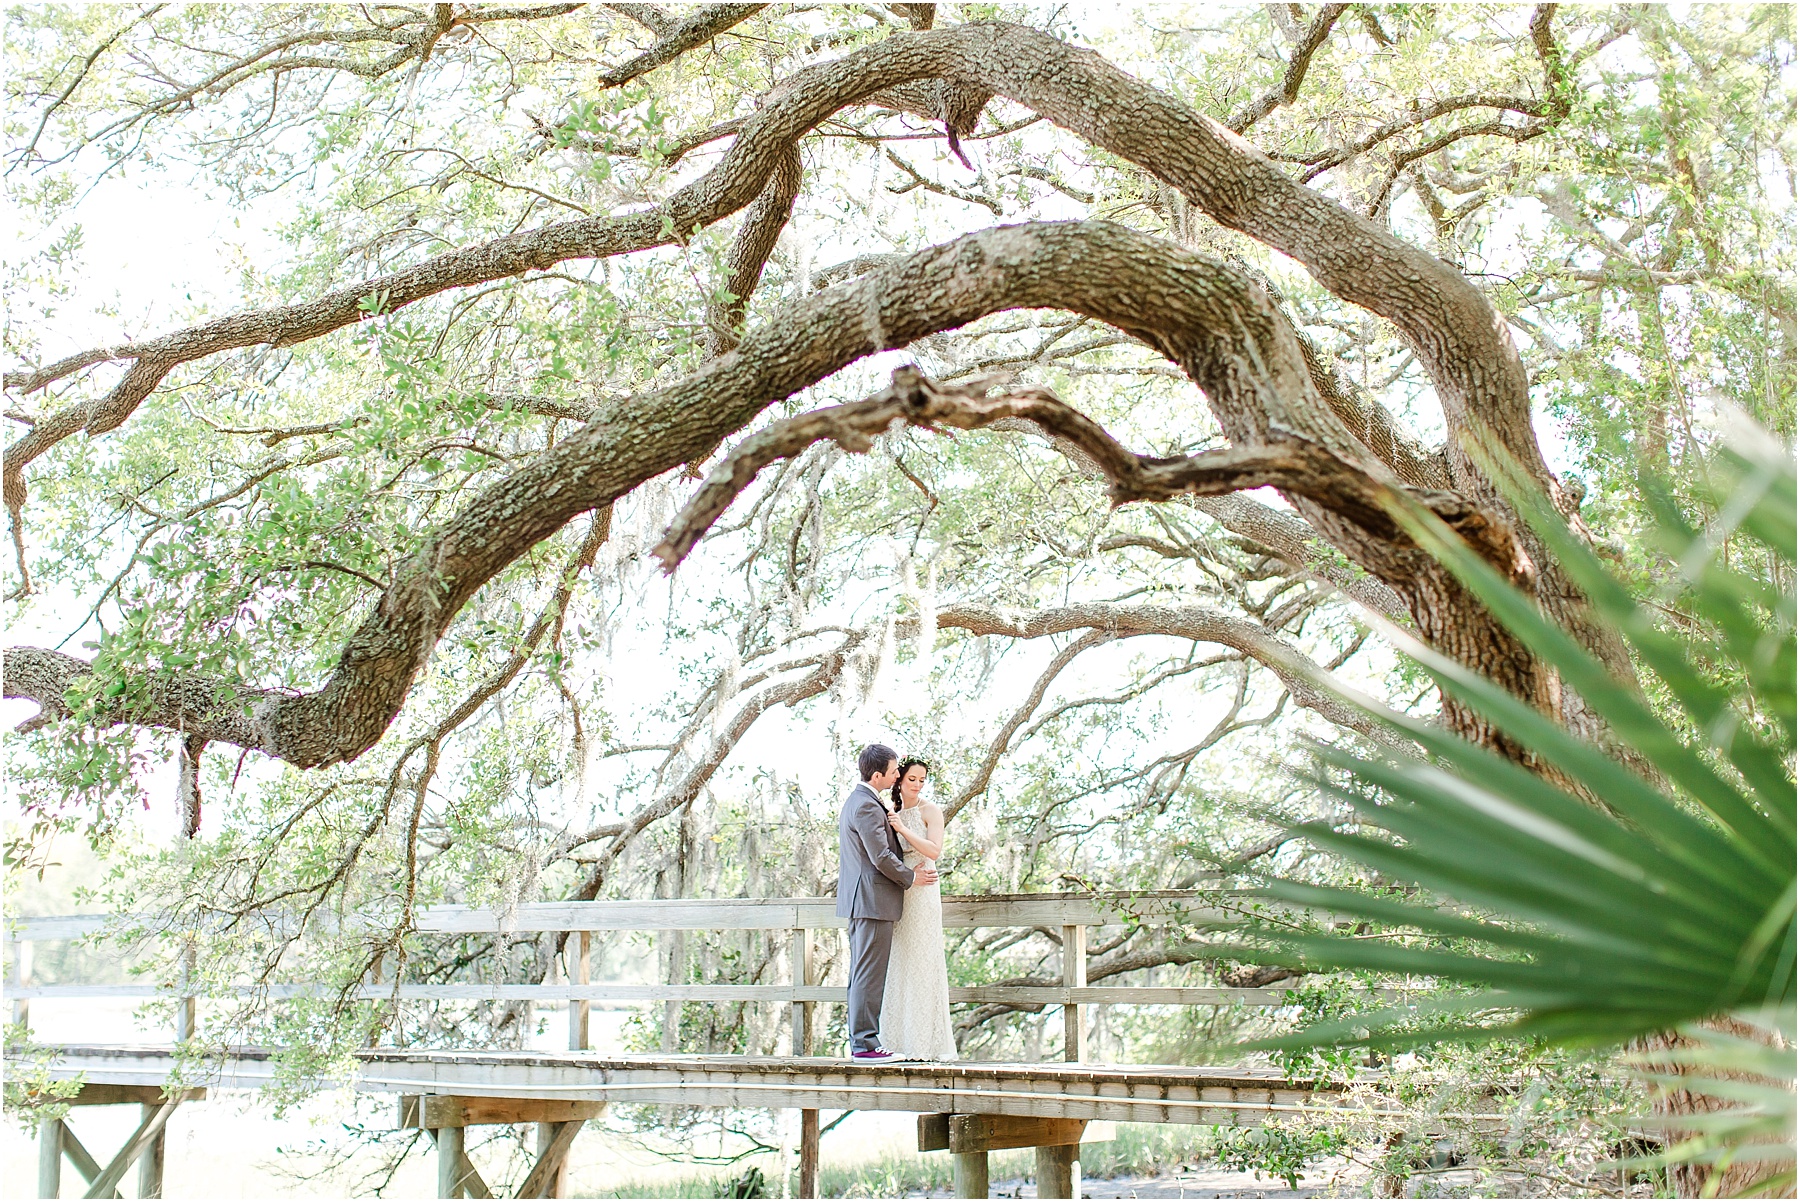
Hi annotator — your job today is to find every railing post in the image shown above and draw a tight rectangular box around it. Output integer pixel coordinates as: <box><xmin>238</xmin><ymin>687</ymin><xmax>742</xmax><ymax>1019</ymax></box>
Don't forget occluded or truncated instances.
<box><xmin>568</xmin><ymin>930</ymin><xmax>590</xmax><ymax>1052</ymax></box>
<box><xmin>662</xmin><ymin>929</ymin><xmax>684</xmax><ymax>1053</ymax></box>
<box><xmin>175</xmin><ymin>938</ymin><xmax>196</xmax><ymax>1043</ymax></box>
<box><xmin>10</xmin><ymin>934</ymin><xmax>30</xmax><ymax>1033</ymax></box>
<box><xmin>37</xmin><ymin>1117</ymin><xmax>60</xmax><ymax>1198</ymax></box>
<box><xmin>1062</xmin><ymin>924</ymin><xmax>1087</xmax><ymax>1062</ymax></box>
<box><xmin>788</xmin><ymin>928</ymin><xmax>813</xmax><ymax>1056</ymax></box>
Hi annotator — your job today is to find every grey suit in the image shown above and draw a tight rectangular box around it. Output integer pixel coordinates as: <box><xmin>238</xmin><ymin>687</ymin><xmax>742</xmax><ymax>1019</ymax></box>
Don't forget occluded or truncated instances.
<box><xmin>837</xmin><ymin>781</ymin><xmax>915</xmax><ymax>1052</ymax></box>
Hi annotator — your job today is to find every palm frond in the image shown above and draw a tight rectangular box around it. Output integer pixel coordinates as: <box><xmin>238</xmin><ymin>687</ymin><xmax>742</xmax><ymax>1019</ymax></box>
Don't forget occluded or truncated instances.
<box><xmin>1222</xmin><ymin>418</ymin><xmax>1795</xmax><ymax>1051</ymax></box>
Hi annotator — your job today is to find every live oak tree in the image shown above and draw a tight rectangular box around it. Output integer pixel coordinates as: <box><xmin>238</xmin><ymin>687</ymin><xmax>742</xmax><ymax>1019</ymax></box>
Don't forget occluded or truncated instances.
<box><xmin>2</xmin><ymin>4</ymin><xmax>1792</xmax><ymax>1182</ymax></box>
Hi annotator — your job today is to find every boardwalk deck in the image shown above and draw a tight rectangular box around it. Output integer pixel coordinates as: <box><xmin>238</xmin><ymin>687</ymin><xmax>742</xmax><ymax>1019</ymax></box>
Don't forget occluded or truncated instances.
<box><xmin>29</xmin><ymin>1044</ymin><xmax>1372</xmax><ymax>1127</ymax></box>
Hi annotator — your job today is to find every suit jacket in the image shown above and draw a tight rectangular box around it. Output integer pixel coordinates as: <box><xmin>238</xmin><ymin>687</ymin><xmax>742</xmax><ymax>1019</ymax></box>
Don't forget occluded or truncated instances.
<box><xmin>836</xmin><ymin>781</ymin><xmax>915</xmax><ymax>919</ymax></box>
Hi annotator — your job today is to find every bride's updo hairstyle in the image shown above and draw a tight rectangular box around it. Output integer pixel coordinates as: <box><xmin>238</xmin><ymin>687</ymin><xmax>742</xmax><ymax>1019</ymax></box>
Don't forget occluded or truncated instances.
<box><xmin>890</xmin><ymin>758</ymin><xmax>930</xmax><ymax>812</ymax></box>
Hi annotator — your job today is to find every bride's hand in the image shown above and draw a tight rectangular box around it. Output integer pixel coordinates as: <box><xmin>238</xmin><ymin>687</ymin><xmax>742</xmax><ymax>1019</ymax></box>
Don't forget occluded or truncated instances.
<box><xmin>887</xmin><ymin>812</ymin><xmax>906</xmax><ymax>833</ymax></box>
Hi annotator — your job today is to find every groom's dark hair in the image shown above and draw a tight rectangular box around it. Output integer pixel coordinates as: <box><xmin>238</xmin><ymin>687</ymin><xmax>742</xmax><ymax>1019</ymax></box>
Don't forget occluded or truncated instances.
<box><xmin>857</xmin><ymin>743</ymin><xmax>898</xmax><ymax>782</ymax></box>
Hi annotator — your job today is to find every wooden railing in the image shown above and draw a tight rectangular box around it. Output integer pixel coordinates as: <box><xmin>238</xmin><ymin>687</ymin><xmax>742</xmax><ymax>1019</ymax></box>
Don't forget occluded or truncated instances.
<box><xmin>7</xmin><ymin>892</ymin><xmax>1304</xmax><ymax>1062</ymax></box>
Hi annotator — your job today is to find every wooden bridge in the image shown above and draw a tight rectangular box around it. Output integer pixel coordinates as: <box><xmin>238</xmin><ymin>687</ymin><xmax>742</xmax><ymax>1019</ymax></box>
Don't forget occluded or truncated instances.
<box><xmin>7</xmin><ymin>892</ymin><xmax>1385</xmax><ymax>1200</ymax></box>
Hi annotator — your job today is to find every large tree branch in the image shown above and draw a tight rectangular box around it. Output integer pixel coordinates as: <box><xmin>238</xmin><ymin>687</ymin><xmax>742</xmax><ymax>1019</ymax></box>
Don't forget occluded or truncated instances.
<box><xmin>7</xmin><ymin>217</ymin><xmax>1519</xmax><ymax>766</ymax></box>
<box><xmin>1189</xmin><ymin>494</ymin><xmax>1405</xmax><ymax>619</ymax></box>
<box><xmin>597</xmin><ymin>4</ymin><xmax>767</xmax><ymax>89</ymax></box>
<box><xmin>651</xmin><ymin>365</ymin><xmax>1527</xmax><ymax>582</ymax></box>
<box><xmin>22</xmin><ymin>220</ymin><xmax>1329</xmax><ymax>764</ymax></box>
<box><xmin>706</xmin><ymin>142</ymin><xmax>803</xmax><ymax>355</ymax></box>
<box><xmin>9</xmin><ymin>20</ymin><xmax>1530</xmax><ymax>529</ymax></box>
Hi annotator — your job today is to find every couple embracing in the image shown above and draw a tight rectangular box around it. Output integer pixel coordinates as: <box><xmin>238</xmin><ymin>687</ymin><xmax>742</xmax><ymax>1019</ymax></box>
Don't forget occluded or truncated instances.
<box><xmin>836</xmin><ymin>743</ymin><xmax>960</xmax><ymax>1063</ymax></box>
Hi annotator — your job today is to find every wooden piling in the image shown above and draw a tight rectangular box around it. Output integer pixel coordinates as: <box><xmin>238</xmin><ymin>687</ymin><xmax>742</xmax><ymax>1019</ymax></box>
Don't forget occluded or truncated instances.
<box><xmin>436</xmin><ymin>1124</ymin><xmax>465</xmax><ymax>1198</ymax></box>
<box><xmin>37</xmin><ymin>1118</ymin><xmax>60</xmax><ymax>1199</ymax></box>
<box><xmin>798</xmin><ymin>1106</ymin><xmax>820</xmax><ymax>1198</ymax></box>
<box><xmin>951</xmin><ymin>1150</ymin><xmax>988</xmax><ymax>1198</ymax></box>
<box><xmin>1036</xmin><ymin>1142</ymin><xmax>1078</xmax><ymax>1199</ymax></box>
<box><xmin>137</xmin><ymin>1101</ymin><xmax>167</xmax><ymax>1198</ymax></box>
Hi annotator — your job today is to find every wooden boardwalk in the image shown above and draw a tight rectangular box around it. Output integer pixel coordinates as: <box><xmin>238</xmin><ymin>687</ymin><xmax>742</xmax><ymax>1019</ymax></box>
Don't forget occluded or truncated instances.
<box><xmin>8</xmin><ymin>893</ymin><xmax>1391</xmax><ymax>1197</ymax></box>
<box><xmin>34</xmin><ymin>1043</ymin><xmax>1362</xmax><ymax>1126</ymax></box>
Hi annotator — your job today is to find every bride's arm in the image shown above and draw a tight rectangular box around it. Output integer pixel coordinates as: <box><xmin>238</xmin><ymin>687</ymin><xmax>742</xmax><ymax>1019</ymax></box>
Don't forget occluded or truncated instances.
<box><xmin>909</xmin><ymin>806</ymin><xmax>945</xmax><ymax>861</ymax></box>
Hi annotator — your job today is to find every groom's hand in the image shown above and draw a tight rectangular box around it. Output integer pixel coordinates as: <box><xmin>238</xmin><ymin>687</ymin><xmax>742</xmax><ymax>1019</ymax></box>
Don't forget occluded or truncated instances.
<box><xmin>915</xmin><ymin>865</ymin><xmax>940</xmax><ymax>886</ymax></box>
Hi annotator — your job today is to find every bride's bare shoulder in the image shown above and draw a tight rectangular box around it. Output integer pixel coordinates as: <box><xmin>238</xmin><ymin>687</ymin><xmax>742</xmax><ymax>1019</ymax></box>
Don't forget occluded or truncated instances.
<box><xmin>920</xmin><ymin>801</ymin><xmax>944</xmax><ymax>818</ymax></box>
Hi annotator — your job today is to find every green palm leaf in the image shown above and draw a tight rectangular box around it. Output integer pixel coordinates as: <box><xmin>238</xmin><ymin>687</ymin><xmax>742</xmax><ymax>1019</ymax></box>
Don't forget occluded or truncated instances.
<box><xmin>1216</xmin><ymin>421</ymin><xmax>1795</xmax><ymax>1192</ymax></box>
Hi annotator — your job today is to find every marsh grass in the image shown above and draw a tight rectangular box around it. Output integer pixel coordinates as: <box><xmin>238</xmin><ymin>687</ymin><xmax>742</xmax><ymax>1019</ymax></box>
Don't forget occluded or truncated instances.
<box><xmin>590</xmin><ymin>1123</ymin><xmax>1224</xmax><ymax>1197</ymax></box>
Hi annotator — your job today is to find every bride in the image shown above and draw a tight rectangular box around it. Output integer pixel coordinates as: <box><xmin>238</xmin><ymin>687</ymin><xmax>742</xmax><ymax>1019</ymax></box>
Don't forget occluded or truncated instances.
<box><xmin>878</xmin><ymin>758</ymin><xmax>959</xmax><ymax>1061</ymax></box>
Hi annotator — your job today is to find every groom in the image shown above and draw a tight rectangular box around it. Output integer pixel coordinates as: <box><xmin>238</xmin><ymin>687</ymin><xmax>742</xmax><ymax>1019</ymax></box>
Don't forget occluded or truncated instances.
<box><xmin>837</xmin><ymin>743</ymin><xmax>938</xmax><ymax>1061</ymax></box>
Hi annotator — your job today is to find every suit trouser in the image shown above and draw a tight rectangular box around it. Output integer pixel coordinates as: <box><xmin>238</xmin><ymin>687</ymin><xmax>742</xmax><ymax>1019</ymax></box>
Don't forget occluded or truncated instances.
<box><xmin>846</xmin><ymin>915</ymin><xmax>895</xmax><ymax>1052</ymax></box>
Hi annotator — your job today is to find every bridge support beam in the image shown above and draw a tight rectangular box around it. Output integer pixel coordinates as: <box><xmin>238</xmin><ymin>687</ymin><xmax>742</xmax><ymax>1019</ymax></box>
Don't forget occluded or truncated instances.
<box><xmin>37</xmin><ymin>1118</ymin><xmax>60</xmax><ymax>1199</ymax></box>
<box><xmin>951</xmin><ymin>1150</ymin><xmax>988</xmax><ymax>1198</ymax></box>
<box><xmin>922</xmin><ymin>1114</ymin><xmax>1112</xmax><ymax>1200</ymax></box>
<box><xmin>136</xmin><ymin>1102</ymin><xmax>168</xmax><ymax>1198</ymax></box>
<box><xmin>402</xmin><ymin>1095</ymin><xmax>603</xmax><ymax>1198</ymax></box>
<box><xmin>798</xmin><ymin>1107</ymin><xmax>820</xmax><ymax>1198</ymax></box>
<box><xmin>30</xmin><ymin>1084</ymin><xmax>204</xmax><ymax>1200</ymax></box>
<box><xmin>1036</xmin><ymin>1142</ymin><xmax>1079</xmax><ymax>1199</ymax></box>
<box><xmin>435</xmin><ymin>1125</ymin><xmax>468</xmax><ymax>1198</ymax></box>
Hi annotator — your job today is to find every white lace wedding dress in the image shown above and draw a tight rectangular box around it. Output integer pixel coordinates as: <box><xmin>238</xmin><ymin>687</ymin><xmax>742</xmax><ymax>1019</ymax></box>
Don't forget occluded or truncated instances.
<box><xmin>878</xmin><ymin>805</ymin><xmax>959</xmax><ymax>1060</ymax></box>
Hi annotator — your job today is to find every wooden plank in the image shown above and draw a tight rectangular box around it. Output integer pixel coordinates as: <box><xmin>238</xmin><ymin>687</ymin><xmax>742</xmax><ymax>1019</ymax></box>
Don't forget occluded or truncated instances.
<box><xmin>950</xmin><ymin>986</ymin><xmax>1294</xmax><ymax>1005</ymax></box>
<box><xmin>11</xmin><ymin>891</ymin><xmax>1296</xmax><ymax>946</ymax></box>
<box><xmin>399</xmin><ymin>1095</ymin><xmax>605</xmax><ymax>1128</ymax></box>
<box><xmin>535</xmin><ymin>1121</ymin><xmax>571</xmax><ymax>1199</ymax></box>
<box><xmin>788</xmin><ymin>930</ymin><xmax>811</xmax><ymax>1056</ymax></box>
<box><xmin>136</xmin><ymin>1102</ymin><xmax>166</xmax><ymax>1199</ymax></box>
<box><xmin>1062</xmin><ymin>925</ymin><xmax>1086</xmax><ymax>1063</ymax></box>
<box><xmin>410</xmin><ymin>893</ymin><xmax>1254</xmax><ymax>933</ymax></box>
<box><xmin>62</xmin><ymin>1084</ymin><xmax>206</xmax><ymax>1107</ymax></box>
<box><xmin>568</xmin><ymin>932</ymin><xmax>590</xmax><ymax>1052</ymax></box>
<box><xmin>918</xmin><ymin>1113</ymin><xmax>950</xmax><ymax>1151</ymax></box>
<box><xmin>949</xmin><ymin>1115</ymin><xmax>1085</xmax><ymax>1153</ymax></box>
<box><xmin>415</xmin><ymin>900</ymin><xmax>812</xmax><ymax>933</ymax></box>
<box><xmin>12</xmin><ymin>916</ymin><xmax>110</xmax><ymax>941</ymax></box>
<box><xmin>25</xmin><ymin>1045</ymin><xmax>1407</xmax><ymax>1127</ymax></box>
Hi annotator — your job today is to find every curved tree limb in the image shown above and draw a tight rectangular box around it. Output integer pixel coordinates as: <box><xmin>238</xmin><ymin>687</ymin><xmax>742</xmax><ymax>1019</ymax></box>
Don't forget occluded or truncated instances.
<box><xmin>706</xmin><ymin>142</ymin><xmax>803</xmax><ymax>355</ymax></box>
<box><xmin>941</xmin><ymin>630</ymin><xmax>1112</xmax><ymax>821</ymax></box>
<box><xmin>4</xmin><ymin>217</ymin><xmax>1530</xmax><ymax>766</ymax></box>
<box><xmin>7</xmin><ymin>20</ymin><xmax>1533</xmax><ymax>566</ymax></box>
<box><xmin>597</xmin><ymin>4</ymin><xmax>767</xmax><ymax>89</ymax></box>
<box><xmin>931</xmin><ymin>601</ymin><xmax>1390</xmax><ymax>742</ymax></box>
<box><xmin>6</xmin><ymin>17</ymin><xmax>1608</xmax><ymax>758</ymax></box>
<box><xmin>1225</xmin><ymin>3</ymin><xmax>1348</xmax><ymax>133</ymax></box>
<box><xmin>651</xmin><ymin>365</ymin><xmax>1526</xmax><ymax>580</ymax></box>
